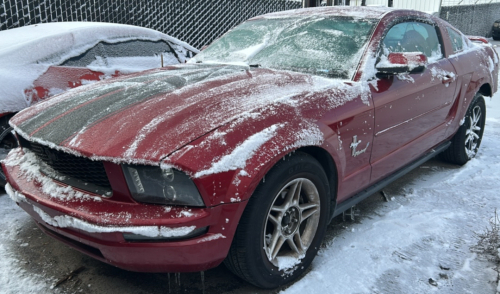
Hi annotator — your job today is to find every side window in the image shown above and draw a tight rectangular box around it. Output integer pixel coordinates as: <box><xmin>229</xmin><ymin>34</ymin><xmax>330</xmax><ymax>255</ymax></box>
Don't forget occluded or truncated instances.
<box><xmin>101</xmin><ymin>40</ymin><xmax>173</xmax><ymax>58</ymax></box>
<box><xmin>61</xmin><ymin>43</ymin><xmax>106</xmax><ymax>67</ymax></box>
<box><xmin>382</xmin><ymin>22</ymin><xmax>442</xmax><ymax>60</ymax></box>
<box><xmin>447</xmin><ymin>27</ymin><xmax>463</xmax><ymax>53</ymax></box>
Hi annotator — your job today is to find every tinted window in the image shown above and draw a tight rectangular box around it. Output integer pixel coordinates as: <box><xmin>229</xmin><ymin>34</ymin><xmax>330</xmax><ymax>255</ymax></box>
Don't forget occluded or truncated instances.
<box><xmin>447</xmin><ymin>27</ymin><xmax>463</xmax><ymax>53</ymax></box>
<box><xmin>382</xmin><ymin>22</ymin><xmax>442</xmax><ymax>60</ymax></box>
<box><xmin>62</xmin><ymin>40</ymin><xmax>176</xmax><ymax>67</ymax></box>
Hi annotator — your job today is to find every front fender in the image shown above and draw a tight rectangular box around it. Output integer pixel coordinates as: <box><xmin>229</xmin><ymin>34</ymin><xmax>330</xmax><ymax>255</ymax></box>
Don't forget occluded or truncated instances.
<box><xmin>162</xmin><ymin>104</ymin><xmax>330</xmax><ymax>207</ymax></box>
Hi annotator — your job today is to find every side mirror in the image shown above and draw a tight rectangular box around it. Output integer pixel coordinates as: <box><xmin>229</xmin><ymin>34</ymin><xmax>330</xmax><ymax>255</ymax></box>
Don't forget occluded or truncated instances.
<box><xmin>376</xmin><ymin>52</ymin><xmax>427</xmax><ymax>75</ymax></box>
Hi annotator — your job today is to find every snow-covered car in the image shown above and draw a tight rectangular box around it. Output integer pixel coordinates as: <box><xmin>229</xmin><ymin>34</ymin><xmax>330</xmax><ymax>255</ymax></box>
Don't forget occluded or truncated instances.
<box><xmin>2</xmin><ymin>7</ymin><xmax>498</xmax><ymax>289</ymax></box>
<box><xmin>0</xmin><ymin>22</ymin><xmax>199</xmax><ymax>185</ymax></box>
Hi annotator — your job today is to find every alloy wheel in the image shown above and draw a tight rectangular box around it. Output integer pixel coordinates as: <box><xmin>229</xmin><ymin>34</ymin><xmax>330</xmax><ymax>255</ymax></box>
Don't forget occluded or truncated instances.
<box><xmin>263</xmin><ymin>178</ymin><xmax>321</xmax><ymax>266</ymax></box>
<box><xmin>465</xmin><ymin>105</ymin><xmax>482</xmax><ymax>159</ymax></box>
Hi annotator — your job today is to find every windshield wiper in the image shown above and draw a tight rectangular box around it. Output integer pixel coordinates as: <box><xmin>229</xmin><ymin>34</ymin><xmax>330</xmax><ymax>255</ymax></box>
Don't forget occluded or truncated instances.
<box><xmin>249</xmin><ymin>64</ymin><xmax>260</xmax><ymax>68</ymax></box>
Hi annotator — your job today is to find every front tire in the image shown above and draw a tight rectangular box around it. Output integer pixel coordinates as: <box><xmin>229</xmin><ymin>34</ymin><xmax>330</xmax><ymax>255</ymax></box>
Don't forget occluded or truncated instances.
<box><xmin>224</xmin><ymin>152</ymin><xmax>330</xmax><ymax>288</ymax></box>
<box><xmin>442</xmin><ymin>93</ymin><xmax>486</xmax><ymax>165</ymax></box>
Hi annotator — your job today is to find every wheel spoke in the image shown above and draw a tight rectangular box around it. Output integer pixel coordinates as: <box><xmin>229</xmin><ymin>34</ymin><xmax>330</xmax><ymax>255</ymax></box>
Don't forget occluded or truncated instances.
<box><xmin>465</xmin><ymin>134</ymin><xmax>472</xmax><ymax>145</ymax></box>
<box><xmin>270</xmin><ymin>235</ymin><xmax>286</xmax><ymax>260</ymax></box>
<box><xmin>271</xmin><ymin>205</ymin><xmax>286</xmax><ymax>213</ymax></box>
<box><xmin>287</xmin><ymin>232</ymin><xmax>304</xmax><ymax>256</ymax></box>
<box><xmin>301</xmin><ymin>206</ymin><xmax>319</xmax><ymax>222</ymax></box>
<box><xmin>281</xmin><ymin>181</ymin><xmax>299</xmax><ymax>209</ymax></box>
<box><xmin>292</xmin><ymin>180</ymin><xmax>302</xmax><ymax>205</ymax></box>
<box><xmin>473</xmin><ymin>108</ymin><xmax>481</xmax><ymax>123</ymax></box>
<box><xmin>269</xmin><ymin>213</ymin><xmax>281</xmax><ymax>226</ymax></box>
<box><xmin>299</xmin><ymin>203</ymin><xmax>319</xmax><ymax>222</ymax></box>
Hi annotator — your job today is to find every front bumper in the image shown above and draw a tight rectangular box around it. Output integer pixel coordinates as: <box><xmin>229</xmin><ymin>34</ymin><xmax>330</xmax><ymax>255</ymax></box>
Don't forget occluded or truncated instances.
<box><xmin>3</xmin><ymin>150</ymin><xmax>247</xmax><ymax>273</ymax></box>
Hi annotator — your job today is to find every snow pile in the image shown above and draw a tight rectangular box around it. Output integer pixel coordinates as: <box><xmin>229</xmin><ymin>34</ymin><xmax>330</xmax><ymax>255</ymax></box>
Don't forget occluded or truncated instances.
<box><xmin>276</xmin><ymin>254</ymin><xmax>305</xmax><ymax>274</ymax></box>
<box><xmin>32</xmin><ymin>206</ymin><xmax>196</xmax><ymax>238</ymax></box>
<box><xmin>196</xmin><ymin>234</ymin><xmax>226</xmax><ymax>244</ymax></box>
<box><xmin>0</xmin><ymin>22</ymin><xmax>197</xmax><ymax>114</ymax></box>
<box><xmin>5</xmin><ymin>182</ymin><xmax>197</xmax><ymax>239</ymax></box>
<box><xmin>376</xmin><ymin>52</ymin><xmax>426</xmax><ymax>71</ymax></box>
<box><xmin>430</xmin><ymin>67</ymin><xmax>456</xmax><ymax>87</ymax></box>
<box><xmin>260</xmin><ymin>6</ymin><xmax>392</xmax><ymax>20</ymax></box>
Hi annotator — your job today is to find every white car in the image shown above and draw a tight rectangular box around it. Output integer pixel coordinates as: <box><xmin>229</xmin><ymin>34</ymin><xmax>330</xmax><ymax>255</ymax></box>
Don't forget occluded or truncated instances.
<box><xmin>0</xmin><ymin>22</ymin><xmax>199</xmax><ymax>185</ymax></box>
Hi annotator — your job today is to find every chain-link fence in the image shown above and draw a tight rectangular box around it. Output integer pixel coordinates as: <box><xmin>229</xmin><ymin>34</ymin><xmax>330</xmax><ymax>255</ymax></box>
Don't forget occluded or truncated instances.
<box><xmin>0</xmin><ymin>0</ymin><xmax>302</xmax><ymax>49</ymax></box>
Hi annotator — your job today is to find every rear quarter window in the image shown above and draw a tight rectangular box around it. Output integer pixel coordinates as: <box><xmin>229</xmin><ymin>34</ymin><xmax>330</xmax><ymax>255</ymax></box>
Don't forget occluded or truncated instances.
<box><xmin>446</xmin><ymin>27</ymin><xmax>464</xmax><ymax>53</ymax></box>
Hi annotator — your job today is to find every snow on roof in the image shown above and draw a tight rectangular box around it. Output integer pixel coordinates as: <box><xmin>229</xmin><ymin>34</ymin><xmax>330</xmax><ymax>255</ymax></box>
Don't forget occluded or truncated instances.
<box><xmin>256</xmin><ymin>6</ymin><xmax>394</xmax><ymax>20</ymax></box>
<box><xmin>0</xmin><ymin>22</ymin><xmax>197</xmax><ymax>56</ymax></box>
<box><xmin>0</xmin><ymin>22</ymin><xmax>198</xmax><ymax>114</ymax></box>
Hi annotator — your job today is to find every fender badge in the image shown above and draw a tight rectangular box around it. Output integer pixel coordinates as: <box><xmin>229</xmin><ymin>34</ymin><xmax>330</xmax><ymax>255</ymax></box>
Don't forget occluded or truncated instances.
<box><xmin>350</xmin><ymin>135</ymin><xmax>369</xmax><ymax>157</ymax></box>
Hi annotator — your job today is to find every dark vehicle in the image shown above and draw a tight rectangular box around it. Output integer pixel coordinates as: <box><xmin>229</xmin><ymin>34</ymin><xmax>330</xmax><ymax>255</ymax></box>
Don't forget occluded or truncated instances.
<box><xmin>491</xmin><ymin>19</ymin><xmax>500</xmax><ymax>40</ymax></box>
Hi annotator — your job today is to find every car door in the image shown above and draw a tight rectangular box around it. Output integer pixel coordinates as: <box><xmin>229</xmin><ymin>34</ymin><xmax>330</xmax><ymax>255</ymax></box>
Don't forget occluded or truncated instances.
<box><xmin>369</xmin><ymin>21</ymin><xmax>459</xmax><ymax>183</ymax></box>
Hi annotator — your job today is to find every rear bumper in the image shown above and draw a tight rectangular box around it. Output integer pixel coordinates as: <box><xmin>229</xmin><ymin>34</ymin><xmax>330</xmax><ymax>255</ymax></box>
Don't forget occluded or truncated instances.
<box><xmin>3</xmin><ymin>151</ymin><xmax>247</xmax><ymax>273</ymax></box>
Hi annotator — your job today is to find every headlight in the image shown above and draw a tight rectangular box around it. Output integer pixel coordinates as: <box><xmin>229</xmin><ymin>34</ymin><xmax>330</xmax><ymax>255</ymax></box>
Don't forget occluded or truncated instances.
<box><xmin>495</xmin><ymin>23</ymin><xmax>500</xmax><ymax>28</ymax></box>
<box><xmin>122</xmin><ymin>165</ymin><xmax>204</xmax><ymax>207</ymax></box>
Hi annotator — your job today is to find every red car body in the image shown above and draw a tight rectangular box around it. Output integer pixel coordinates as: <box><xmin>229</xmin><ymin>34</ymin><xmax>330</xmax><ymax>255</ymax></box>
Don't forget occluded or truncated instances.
<box><xmin>2</xmin><ymin>7</ymin><xmax>498</xmax><ymax>287</ymax></box>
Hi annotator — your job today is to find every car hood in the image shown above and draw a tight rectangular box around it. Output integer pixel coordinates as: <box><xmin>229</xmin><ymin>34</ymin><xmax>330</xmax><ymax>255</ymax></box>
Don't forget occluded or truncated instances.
<box><xmin>11</xmin><ymin>63</ymin><xmax>339</xmax><ymax>164</ymax></box>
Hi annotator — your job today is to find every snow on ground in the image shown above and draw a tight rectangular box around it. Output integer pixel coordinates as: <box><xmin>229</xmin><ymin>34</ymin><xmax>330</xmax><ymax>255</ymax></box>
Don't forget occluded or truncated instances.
<box><xmin>2</xmin><ymin>50</ymin><xmax>500</xmax><ymax>294</ymax></box>
<box><xmin>282</xmin><ymin>70</ymin><xmax>500</xmax><ymax>293</ymax></box>
<box><xmin>0</xmin><ymin>193</ymin><xmax>51</xmax><ymax>293</ymax></box>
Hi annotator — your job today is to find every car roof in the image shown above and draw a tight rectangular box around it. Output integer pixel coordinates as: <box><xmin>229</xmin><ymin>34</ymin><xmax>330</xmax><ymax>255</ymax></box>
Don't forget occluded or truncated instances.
<box><xmin>0</xmin><ymin>22</ymin><xmax>198</xmax><ymax>58</ymax></box>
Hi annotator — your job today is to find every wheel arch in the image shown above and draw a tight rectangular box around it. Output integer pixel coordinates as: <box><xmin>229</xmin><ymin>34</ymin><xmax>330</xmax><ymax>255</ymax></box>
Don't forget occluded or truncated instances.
<box><xmin>296</xmin><ymin>146</ymin><xmax>338</xmax><ymax>217</ymax></box>
<box><xmin>478</xmin><ymin>82</ymin><xmax>493</xmax><ymax>97</ymax></box>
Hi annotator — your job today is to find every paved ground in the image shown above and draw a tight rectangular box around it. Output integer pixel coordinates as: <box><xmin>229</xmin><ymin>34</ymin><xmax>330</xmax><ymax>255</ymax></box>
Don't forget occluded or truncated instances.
<box><xmin>0</xmin><ymin>158</ymin><xmax>461</xmax><ymax>294</ymax></box>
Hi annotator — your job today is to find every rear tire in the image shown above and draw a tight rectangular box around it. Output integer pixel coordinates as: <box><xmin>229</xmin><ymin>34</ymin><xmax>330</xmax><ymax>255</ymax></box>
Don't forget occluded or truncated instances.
<box><xmin>441</xmin><ymin>93</ymin><xmax>486</xmax><ymax>165</ymax></box>
<box><xmin>224</xmin><ymin>152</ymin><xmax>330</xmax><ymax>289</ymax></box>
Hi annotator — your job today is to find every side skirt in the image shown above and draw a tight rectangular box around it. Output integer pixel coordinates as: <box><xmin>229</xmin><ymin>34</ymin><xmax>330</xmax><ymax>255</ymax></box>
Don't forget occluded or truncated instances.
<box><xmin>331</xmin><ymin>141</ymin><xmax>451</xmax><ymax>221</ymax></box>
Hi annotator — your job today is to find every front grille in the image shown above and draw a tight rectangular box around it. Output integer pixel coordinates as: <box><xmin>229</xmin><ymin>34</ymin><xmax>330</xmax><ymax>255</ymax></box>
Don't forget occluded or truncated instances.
<box><xmin>18</xmin><ymin>136</ymin><xmax>112</xmax><ymax>195</ymax></box>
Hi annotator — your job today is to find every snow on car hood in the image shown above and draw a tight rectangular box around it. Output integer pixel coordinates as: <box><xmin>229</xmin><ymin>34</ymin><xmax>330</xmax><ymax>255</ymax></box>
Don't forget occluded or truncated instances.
<box><xmin>11</xmin><ymin>63</ymin><xmax>353</xmax><ymax>164</ymax></box>
<box><xmin>0</xmin><ymin>22</ymin><xmax>198</xmax><ymax>114</ymax></box>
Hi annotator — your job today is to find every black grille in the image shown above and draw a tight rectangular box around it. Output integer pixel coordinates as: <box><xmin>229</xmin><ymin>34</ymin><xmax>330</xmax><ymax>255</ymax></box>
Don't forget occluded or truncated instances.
<box><xmin>18</xmin><ymin>136</ymin><xmax>112</xmax><ymax>193</ymax></box>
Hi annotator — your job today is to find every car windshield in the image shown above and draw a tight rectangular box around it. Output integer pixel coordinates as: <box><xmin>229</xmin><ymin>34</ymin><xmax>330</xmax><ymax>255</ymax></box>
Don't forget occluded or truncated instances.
<box><xmin>191</xmin><ymin>16</ymin><xmax>377</xmax><ymax>79</ymax></box>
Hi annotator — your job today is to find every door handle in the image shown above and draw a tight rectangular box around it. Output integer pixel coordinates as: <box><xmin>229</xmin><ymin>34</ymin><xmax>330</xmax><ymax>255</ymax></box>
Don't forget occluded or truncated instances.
<box><xmin>442</xmin><ymin>75</ymin><xmax>455</xmax><ymax>84</ymax></box>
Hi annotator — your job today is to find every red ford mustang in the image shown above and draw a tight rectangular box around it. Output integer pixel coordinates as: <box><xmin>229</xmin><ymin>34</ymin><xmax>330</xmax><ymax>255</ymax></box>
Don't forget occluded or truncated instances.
<box><xmin>2</xmin><ymin>7</ymin><xmax>498</xmax><ymax>288</ymax></box>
